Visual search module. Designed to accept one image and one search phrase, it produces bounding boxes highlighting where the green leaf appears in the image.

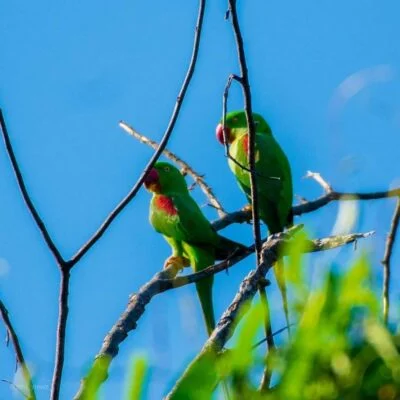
[125,355,148,400]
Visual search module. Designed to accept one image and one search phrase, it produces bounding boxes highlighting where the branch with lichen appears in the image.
[164,227,372,398]
[73,226,372,399]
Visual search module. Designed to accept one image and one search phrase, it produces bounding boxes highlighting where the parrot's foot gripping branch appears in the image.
[241,203,253,213]
[163,256,190,271]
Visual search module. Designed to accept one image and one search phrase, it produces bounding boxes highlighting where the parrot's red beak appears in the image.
[216,124,231,145]
[144,168,160,192]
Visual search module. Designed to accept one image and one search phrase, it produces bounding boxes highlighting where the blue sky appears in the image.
[1,1,400,398]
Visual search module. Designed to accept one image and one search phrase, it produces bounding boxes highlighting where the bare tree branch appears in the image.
[165,228,372,398]
[226,2,272,390]
[69,0,206,267]
[119,121,227,217]
[0,109,64,400]
[258,286,274,391]
[227,0,262,266]
[382,197,400,325]
[0,300,35,400]
[50,271,70,400]
[2,0,206,397]
[0,109,65,266]
[74,228,372,398]
[212,184,400,231]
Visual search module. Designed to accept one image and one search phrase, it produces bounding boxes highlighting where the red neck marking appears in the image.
[242,134,249,154]
[154,195,178,216]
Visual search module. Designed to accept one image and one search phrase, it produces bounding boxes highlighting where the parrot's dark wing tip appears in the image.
[215,235,247,260]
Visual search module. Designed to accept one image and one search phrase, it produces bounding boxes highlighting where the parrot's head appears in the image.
[144,162,188,194]
[215,110,272,145]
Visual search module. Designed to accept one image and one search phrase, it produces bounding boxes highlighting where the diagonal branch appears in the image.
[381,197,400,325]
[119,121,226,216]
[73,228,372,399]
[0,299,36,400]
[69,0,206,267]
[165,228,372,398]
[0,109,65,266]
[0,109,69,400]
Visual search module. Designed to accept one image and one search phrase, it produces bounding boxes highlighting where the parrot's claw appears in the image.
[242,204,253,213]
[163,256,190,271]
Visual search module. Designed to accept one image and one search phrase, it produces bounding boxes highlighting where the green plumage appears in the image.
[218,110,293,328]
[145,162,245,336]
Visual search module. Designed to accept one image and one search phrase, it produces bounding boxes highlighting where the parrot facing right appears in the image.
[216,110,293,330]
[144,161,246,336]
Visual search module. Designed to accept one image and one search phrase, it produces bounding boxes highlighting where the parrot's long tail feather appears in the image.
[195,277,215,336]
[273,258,291,336]
[184,244,216,337]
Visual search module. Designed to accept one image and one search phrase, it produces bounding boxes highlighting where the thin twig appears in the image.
[73,228,372,398]
[50,271,70,400]
[0,379,30,399]
[227,1,282,390]
[381,197,400,325]
[227,0,262,264]
[119,121,226,217]
[0,300,36,400]
[251,324,294,350]
[258,286,274,391]
[69,0,206,266]
[222,74,253,173]
[305,171,333,193]
[0,109,65,266]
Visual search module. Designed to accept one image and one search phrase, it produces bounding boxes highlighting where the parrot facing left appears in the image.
[144,161,246,336]
[216,110,293,330]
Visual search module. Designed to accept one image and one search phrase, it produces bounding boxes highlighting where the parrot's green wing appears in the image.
[228,131,293,333]
[229,132,293,232]
[163,194,245,258]
[169,193,220,247]
[147,161,245,337]
[170,194,220,336]
[150,193,217,245]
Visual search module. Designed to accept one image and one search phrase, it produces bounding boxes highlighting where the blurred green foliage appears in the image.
[164,236,400,400]
[85,237,400,399]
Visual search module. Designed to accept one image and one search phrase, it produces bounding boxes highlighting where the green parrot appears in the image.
[216,110,293,329]
[144,161,246,336]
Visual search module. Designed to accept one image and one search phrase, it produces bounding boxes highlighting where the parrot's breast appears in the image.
[150,195,182,240]
[154,195,178,216]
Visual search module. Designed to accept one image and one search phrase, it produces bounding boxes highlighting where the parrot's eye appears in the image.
[164,166,170,172]
[254,120,260,126]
